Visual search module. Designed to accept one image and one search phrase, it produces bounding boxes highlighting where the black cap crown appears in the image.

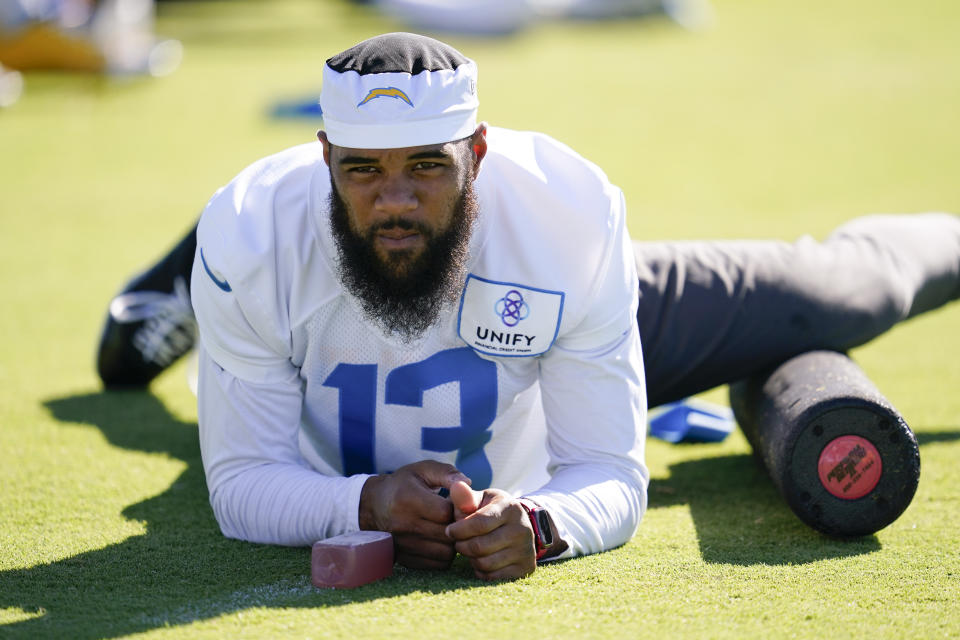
[326,32,470,76]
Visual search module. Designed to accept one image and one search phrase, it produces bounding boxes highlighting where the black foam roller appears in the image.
[728,350,920,537]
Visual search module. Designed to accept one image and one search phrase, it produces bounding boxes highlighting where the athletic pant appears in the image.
[635,213,960,407]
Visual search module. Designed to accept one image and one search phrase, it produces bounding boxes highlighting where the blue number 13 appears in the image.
[322,347,498,489]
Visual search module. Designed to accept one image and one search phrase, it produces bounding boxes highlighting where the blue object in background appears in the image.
[648,399,735,443]
[270,98,323,119]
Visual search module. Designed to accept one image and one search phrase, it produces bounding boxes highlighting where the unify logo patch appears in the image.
[357,87,413,107]
[458,275,564,357]
[494,290,529,327]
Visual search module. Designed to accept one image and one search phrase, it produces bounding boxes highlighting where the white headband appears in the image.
[319,33,479,149]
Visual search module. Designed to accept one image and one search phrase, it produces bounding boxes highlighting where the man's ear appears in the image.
[317,130,331,166]
[470,123,488,179]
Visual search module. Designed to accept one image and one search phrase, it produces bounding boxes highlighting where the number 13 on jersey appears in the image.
[322,347,498,489]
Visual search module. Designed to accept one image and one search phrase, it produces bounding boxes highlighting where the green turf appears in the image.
[1,0,958,637]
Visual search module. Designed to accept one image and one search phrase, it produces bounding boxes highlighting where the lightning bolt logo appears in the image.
[357,87,414,108]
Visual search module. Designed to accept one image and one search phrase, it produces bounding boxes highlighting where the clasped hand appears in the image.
[358,460,537,581]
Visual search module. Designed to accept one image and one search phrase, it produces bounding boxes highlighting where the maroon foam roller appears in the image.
[311,531,394,589]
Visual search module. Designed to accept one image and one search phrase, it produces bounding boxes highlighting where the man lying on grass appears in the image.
[97,32,960,580]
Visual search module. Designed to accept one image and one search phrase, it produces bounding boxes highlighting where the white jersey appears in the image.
[192,127,648,558]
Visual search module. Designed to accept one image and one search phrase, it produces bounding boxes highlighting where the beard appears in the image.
[328,178,479,341]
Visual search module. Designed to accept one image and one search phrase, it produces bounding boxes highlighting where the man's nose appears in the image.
[374,175,418,216]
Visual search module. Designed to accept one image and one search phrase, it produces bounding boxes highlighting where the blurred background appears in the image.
[1,0,959,401]
[2,6,959,635]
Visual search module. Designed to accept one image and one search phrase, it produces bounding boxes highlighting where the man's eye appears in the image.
[414,162,443,171]
[347,166,378,174]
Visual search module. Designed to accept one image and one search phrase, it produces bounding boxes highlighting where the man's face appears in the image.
[320,128,487,339]
[325,137,477,275]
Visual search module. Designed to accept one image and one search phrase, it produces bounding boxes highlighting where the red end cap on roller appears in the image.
[817,435,883,500]
[311,531,394,589]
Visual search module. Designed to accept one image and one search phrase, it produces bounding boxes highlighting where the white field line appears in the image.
[135,577,316,626]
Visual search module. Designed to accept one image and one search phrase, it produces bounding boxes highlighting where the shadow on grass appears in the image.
[915,430,960,447]
[648,453,882,565]
[649,428,960,566]
[5,392,958,637]
[0,391,479,640]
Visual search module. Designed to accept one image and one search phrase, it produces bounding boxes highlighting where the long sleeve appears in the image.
[526,328,648,558]
[523,188,648,558]
[196,346,370,546]
[189,149,369,546]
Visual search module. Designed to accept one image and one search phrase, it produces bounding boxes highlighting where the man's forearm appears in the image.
[524,462,648,558]
[535,326,649,558]
[197,348,371,546]
[209,462,369,546]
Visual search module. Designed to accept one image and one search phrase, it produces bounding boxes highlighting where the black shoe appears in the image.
[97,275,197,388]
[96,225,199,388]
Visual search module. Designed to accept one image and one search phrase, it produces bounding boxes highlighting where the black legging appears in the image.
[635,213,960,406]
